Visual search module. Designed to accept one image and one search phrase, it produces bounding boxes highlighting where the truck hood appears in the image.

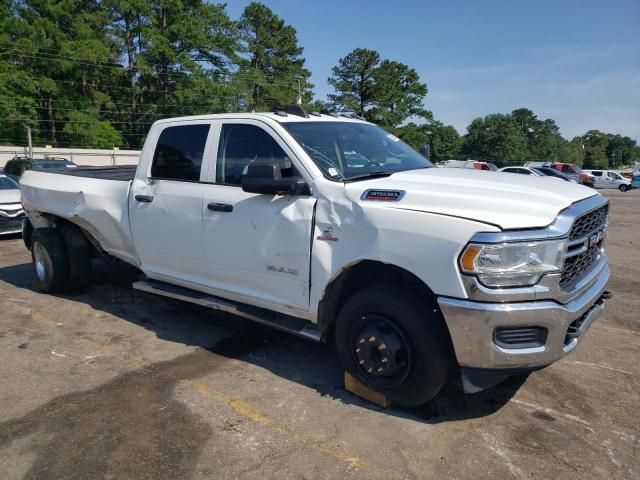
[344,168,599,230]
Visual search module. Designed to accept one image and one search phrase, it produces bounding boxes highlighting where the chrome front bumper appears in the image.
[438,263,610,369]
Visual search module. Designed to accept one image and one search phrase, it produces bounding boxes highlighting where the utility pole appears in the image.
[296,80,302,106]
[27,127,33,158]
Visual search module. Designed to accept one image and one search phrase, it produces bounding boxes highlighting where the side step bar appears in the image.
[132,279,323,342]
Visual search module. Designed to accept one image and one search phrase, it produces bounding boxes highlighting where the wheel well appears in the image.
[29,215,101,258]
[318,261,447,343]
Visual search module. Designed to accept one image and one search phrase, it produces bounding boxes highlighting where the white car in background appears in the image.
[499,166,545,176]
[583,170,632,192]
[499,166,573,181]
[0,173,25,235]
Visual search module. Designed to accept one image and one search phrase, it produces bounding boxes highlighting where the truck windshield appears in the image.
[283,121,433,181]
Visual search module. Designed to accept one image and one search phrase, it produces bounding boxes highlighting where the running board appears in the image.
[132,279,323,342]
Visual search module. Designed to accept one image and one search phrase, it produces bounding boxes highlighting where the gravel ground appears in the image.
[0,189,638,480]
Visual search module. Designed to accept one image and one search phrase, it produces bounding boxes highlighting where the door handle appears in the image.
[135,194,154,203]
[207,202,233,213]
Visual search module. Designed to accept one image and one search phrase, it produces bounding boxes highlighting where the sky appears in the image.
[226,0,640,141]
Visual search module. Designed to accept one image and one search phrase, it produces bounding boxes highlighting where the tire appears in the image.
[59,224,93,291]
[335,286,451,407]
[31,229,70,293]
[619,184,628,192]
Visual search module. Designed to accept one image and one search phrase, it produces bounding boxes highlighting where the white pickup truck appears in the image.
[19,109,611,406]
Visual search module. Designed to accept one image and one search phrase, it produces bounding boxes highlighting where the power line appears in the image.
[1,47,238,80]
[0,104,219,117]
[1,47,303,85]
[12,118,157,125]
[0,97,235,109]
[0,44,231,74]
[0,41,132,68]
[16,73,294,96]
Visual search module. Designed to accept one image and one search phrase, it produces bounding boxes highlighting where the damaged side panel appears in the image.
[201,184,316,314]
[309,182,501,321]
[20,171,139,266]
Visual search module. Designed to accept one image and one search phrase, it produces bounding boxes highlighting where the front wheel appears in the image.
[619,184,629,192]
[335,286,451,407]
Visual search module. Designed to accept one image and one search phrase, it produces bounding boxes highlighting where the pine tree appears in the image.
[327,48,430,129]
[327,48,380,117]
[237,2,312,111]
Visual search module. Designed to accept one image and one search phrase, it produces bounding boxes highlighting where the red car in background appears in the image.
[468,161,498,171]
[550,163,595,187]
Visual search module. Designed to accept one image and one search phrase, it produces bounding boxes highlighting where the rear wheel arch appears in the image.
[28,214,101,256]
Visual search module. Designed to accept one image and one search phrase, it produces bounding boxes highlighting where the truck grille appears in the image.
[560,204,608,290]
[0,216,24,234]
[568,204,608,241]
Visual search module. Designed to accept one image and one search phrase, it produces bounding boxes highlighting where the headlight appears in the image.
[460,239,566,287]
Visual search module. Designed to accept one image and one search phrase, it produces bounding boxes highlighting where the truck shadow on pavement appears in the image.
[0,259,527,426]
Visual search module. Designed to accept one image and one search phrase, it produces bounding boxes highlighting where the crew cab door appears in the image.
[130,122,215,285]
[201,120,316,312]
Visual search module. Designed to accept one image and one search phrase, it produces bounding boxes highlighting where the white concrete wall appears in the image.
[0,145,140,168]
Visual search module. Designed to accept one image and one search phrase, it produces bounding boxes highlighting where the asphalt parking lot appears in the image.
[0,189,638,480]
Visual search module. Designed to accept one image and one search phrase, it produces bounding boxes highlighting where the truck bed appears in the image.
[48,165,137,181]
[20,169,139,267]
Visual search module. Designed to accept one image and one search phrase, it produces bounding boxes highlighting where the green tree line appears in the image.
[1,0,638,168]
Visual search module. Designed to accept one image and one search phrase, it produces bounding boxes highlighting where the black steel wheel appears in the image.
[336,286,452,407]
[59,224,93,291]
[352,314,413,389]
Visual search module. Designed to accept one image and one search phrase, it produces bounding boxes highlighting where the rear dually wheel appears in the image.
[31,229,70,293]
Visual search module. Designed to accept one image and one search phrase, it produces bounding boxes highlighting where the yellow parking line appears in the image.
[178,378,376,474]
[76,336,114,353]
[1,300,388,477]
[595,323,640,337]
[3,300,61,328]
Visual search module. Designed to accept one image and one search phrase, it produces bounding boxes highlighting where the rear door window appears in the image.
[151,124,210,181]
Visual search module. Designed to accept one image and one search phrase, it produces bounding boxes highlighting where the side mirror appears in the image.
[241,161,308,195]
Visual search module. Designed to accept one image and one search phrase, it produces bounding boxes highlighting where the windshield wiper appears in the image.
[344,171,396,182]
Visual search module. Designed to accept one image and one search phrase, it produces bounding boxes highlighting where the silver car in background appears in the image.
[0,174,25,236]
